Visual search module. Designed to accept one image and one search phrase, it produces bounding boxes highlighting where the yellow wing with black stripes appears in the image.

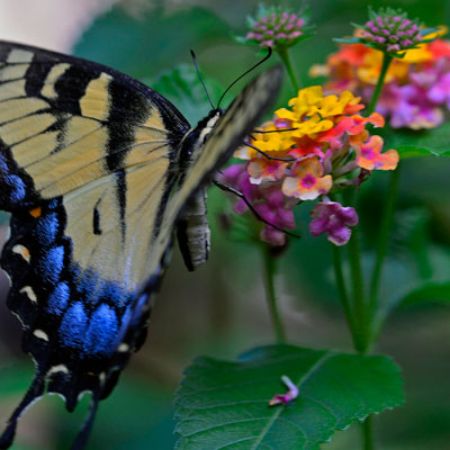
[0,41,188,208]
[0,40,283,450]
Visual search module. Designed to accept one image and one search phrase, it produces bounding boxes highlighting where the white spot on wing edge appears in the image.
[118,343,129,353]
[19,286,37,303]
[33,329,49,341]
[12,244,31,263]
[47,364,69,376]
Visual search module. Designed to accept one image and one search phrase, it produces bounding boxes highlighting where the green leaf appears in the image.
[396,281,450,307]
[74,6,230,80]
[147,65,223,125]
[381,123,450,159]
[175,345,404,450]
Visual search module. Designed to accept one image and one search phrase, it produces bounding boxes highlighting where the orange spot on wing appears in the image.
[29,207,42,218]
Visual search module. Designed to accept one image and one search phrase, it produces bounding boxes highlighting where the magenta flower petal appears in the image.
[310,201,359,246]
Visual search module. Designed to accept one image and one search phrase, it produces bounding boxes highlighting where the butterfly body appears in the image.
[0,41,282,449]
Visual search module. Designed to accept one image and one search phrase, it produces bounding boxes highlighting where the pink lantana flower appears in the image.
[310,200,359,246]
[282,157,332,200]
[314,14,449,130]
[356,136,399,171]
[269,375,299,406]
[221,86,397,247]
[220,164,296,247]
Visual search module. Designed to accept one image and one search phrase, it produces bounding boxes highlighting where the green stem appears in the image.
[261,247,287,343]
[332,245,362,350]
[343,190,368,353]
[347,225,368,353]
[368,166,401,335]
[367,52,392,115]
[361,416,374,450]
[358,50,394,450]
[276,47,300,92]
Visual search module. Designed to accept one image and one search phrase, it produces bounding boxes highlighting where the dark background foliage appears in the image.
[0,1,449,449]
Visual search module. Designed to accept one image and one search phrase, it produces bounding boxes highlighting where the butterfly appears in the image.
[0,41,282,449]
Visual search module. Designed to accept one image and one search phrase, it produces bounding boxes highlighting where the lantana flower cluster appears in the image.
[313,29,450,129]
[238,4,312,50]
[355,7,425,55]
[221,86,399,247]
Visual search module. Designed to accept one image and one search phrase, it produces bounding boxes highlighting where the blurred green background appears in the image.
[0,0,449,449]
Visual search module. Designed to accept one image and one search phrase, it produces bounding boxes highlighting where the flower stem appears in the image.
[343,190,368,353]
[358,50,394,450]
[347,225,368,353]
[368,165,401,336]
[361,416,374,450]
[332,246,361,349]
[262,247,287,343]
[367,52,392,115]
[276,47,300,92]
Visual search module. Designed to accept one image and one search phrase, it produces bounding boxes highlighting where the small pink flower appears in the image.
[220,164,296,247]
[355,136,399,171]
[282,157,332,200]
[269,375,299,406]
[248,158,287,184]
[310,200,358,246]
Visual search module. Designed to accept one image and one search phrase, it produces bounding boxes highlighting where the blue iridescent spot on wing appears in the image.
[5,175,26,202]
[85,304,119,355]
[38,245,65,285]
[101,281,129,308]
[59,301,88,349]
[35,213,60,247]
[0,154,8,172]
[47,282,70,315]
[47,198,59,209]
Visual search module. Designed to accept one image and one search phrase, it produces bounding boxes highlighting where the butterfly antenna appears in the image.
[190,50,215,110]
[217,48,273,109]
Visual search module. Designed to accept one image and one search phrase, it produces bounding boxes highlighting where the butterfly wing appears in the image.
[0,41,188,209]
[0,40,283,450]
[0,41,190,448]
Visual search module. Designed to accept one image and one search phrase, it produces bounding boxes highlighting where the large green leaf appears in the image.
[175,345,404,450]
[381,123,450,159]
